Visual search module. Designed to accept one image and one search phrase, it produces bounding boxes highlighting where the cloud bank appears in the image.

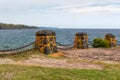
[0,0,120,28]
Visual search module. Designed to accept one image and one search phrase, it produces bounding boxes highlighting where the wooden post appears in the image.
[74,32,88,49]
[35,30,57,54]
[105,33,116,47]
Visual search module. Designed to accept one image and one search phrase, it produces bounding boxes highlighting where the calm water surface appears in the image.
[0,29,120,49]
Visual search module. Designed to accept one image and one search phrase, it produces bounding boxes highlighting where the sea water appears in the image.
[0,29,120,50]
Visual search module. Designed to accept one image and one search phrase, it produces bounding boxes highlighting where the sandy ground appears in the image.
[0,56,102,70]
[1,48,120,70]
[63,48,120,63]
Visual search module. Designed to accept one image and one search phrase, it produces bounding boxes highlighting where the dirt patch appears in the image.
[49,52,64,58]
[0,58,15,64]
[0,56,103,70]
[63,48,120,62]
[2,72,14,80]
[18,57,102,70]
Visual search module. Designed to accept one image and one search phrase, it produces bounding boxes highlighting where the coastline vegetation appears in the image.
[92,38,110,48]
[0,23,38,29]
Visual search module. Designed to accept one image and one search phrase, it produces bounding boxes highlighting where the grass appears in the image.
[0,64,120,80]
[1,49,120,80]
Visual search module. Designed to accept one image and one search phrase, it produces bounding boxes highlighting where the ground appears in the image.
[1,48,120,79]
[63,47,120,63]
[0,47,120,70]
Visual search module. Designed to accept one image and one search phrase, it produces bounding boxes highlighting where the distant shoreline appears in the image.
[0,28,40,30]
[0,23,38,29]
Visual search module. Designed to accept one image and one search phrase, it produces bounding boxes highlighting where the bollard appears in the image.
[74,32,88,49]
[35,30,57,54]
[105,33,116,47]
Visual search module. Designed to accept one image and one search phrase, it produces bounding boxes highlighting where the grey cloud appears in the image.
[1,0,120,14]
[0,0,120,10]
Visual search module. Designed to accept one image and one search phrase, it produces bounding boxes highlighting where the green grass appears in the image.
[0,64,120,80]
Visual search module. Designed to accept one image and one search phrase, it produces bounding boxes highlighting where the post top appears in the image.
[36,30,56,36]
[76,32,88,36]
[105,33,115,38]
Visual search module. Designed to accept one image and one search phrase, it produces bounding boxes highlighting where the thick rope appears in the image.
[88,41,93,45]
[0,42,35,52]
[116,41,120,45]
[117,40,120,43]
[56,42,73,46]
[0,47,35,55]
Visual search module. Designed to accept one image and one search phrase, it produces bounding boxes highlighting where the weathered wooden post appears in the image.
[74,32,88,49]
[35,30,57,54]
[105,33,116,47]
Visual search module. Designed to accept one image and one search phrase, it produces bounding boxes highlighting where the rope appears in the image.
[0,42,35,52]
[117,40,120,43]
[12,47,35,54]
[116,40,120,45]
[0,47,35,55]
[56,42,73,46]
[88,41,93,45]
[57,45,74,50]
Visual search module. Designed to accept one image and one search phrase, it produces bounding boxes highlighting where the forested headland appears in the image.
[0,23,38,29]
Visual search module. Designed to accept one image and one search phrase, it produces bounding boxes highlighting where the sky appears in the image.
[0,0,120,29]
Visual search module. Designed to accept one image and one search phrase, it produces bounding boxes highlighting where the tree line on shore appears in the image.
[0,23,38,29]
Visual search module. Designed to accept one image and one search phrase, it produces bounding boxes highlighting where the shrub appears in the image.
[92,38,110,48]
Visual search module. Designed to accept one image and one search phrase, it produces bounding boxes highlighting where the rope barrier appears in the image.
[1,39,120,54]
[116,40,120,45]
[56,41,74,50]
[117,40,120,43]
[0,42,35,52]
[12,47,35,54]
[88,41,93,45]
[56,42,73,46]
[0,47,35,55]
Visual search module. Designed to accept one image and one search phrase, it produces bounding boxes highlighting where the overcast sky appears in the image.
[0,0,120,28]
